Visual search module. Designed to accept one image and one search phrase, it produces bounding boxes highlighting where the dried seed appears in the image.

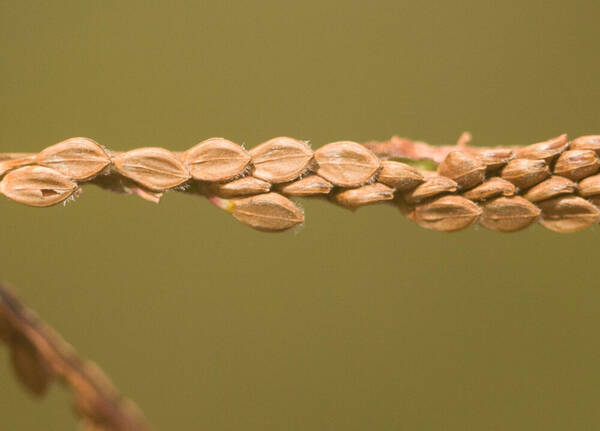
[477,148,515,171]
[230,192,304,232]
[333,183,394,208]
[113,147,191,191]
[10,333,51,396]
[538,196,600,233]
[410,195,481,232]
[377,161,424,191]
[437,151,485,189]
[314,141,380,187]
[480,196,540,232]
[0,166,78,207]
[183,137,251,182]
[36,137,111,181]
[516,134,569,162]
[501,158,550,189]
[462,177,516,201]
[405,175,458,203]
[250,137,313,183]
[0,155,37,177]
[276,174,333,196]
[523,176,576,202]
[208,176,271,198]
[570,135,600,156]
[578,174,600,197]
[553,150,600,181]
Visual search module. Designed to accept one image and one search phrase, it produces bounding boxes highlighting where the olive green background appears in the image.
[1,1,599,429]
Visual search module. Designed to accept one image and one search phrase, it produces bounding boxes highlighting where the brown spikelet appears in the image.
[437,151,485,190]
[577,174,600,197]
[553,150,600,181]
[333,183,394,208]
[276,174,333,196]
[0,166,78,207]
[480,196,540,232]
[36,137,111,181]
[477,148,515,171]
[570,135,600,156]
[516,134,569,162]
[462,177,516,201]
[230,192,304,232]
[501,158,550,189]
[208,176,271,198]
[523,176,577,202]
[314,141,380,187]
[377,160,424,191]
[410,195,481,232]
[405,175,458,203]
[250,137,313,183]
[183,137,251,182]
[538,196,600,233]
[113,147,191,191]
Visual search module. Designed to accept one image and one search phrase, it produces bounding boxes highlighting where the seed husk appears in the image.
[36,137,111,181]
[480,196,540,232]
[0,155,37,177]
[405,175,458,203]
[230,192,304,232]
[501,158,550,189]
[516,134,569,162]
[113,147,191,191]
[410,195,481,232]
[437,151,485,189]
[10,333,51,396]
[377,160,424,191]
[477,148,515,171]
[183,137,250,182]
[0,166,78,207]
[314,141,380,187]
[249,137,313,183]
[276,174,333,196]
[553,150,600,181]
[333,183,394,208]
[570,135,600,155]
[208,176,271,198]
[538,195,600,233]
[523,176,576,202]
[578,174,600,197]
[462,177,516,201]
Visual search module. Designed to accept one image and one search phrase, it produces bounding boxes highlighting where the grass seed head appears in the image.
[480,196,540,232]
[462,177,516,201]
[36,137,111,181]
[523,176,577,202]
[276,174,333,196]
[538,195,600,233]
[230,192,304,232]
[183,138,251,182]
[333,183,394,208]
[314,141,380,187]
[553,150,600,181]
[501,158,550,189]
[410,195,481,232]
[0,166,78,207]
[516,134,569,162]
[437,151,486,190]
[208,176,271,198]
[249,137,313,183]
[377,160,424,191]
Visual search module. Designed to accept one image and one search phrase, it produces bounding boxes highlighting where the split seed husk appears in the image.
[36,137,111,181]
[230,192,304,232]
[0,166,78,207]
[314,141,380,187]
[553,150,600,181]
[538,195,600,233]
[523,176,576,203]
[405,175,458,203]
[437,151,485,190]
[501,158,550,189]
[570,135,600,155]
[333,183,394,208]
[250,137,313,183]
[183,137,251,182]
[113,147,191,191]
[462,177,516,201]
[477,148,515,171]
[578,174,600,197]
[377,160,424,191]
[276,174,333,196]
[410,195,481,232]
[480,196,540,232]
[208,176,271,198]
[516,134,569,162]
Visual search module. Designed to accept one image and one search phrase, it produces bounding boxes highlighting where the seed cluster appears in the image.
[2,134,600,233]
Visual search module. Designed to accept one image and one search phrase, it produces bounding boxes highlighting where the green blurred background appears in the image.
[1,1,599,429]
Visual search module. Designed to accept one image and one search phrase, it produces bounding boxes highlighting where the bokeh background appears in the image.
[1,1,599,429]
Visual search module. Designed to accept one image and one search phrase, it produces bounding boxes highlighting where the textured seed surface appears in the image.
[538,196,600,233]
[208,176,271,198]
[114,147,191,191]
[570,135,600,155]
[462,177,516,201]
[377,161,424,190]
[231,192,304,232]
[250,137,313,183]
[333,183,394,208]
[553,150,600,181]
[183,137,250,182]
[480,196,540,232]
[437,151,485,189]
[36,137,110,181]
[516,134,569,162]
[578,174,600,197]
[276,174,333,196]
[523,176,576,202]
[477,148,515,171]
[0,166,78,207]
[406,175,458,203]
[501,159,550,189]
[314,141,380,187]
[410,195,481,232]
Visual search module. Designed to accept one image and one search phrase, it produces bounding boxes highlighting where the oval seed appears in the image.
[523,176,576,203]
[230,192,304,232]
[113,147,191,191]
[538,196,600,233]
[477,148,515,171]
[501,158,550,189]
[480,196,540,232]
[183,137,250,182]
[462,177,516,201]
[276,174,333,196]
[516,134,569,162]
[0,166,78,207]
[570,135,600,155]
[36,137,111,181]
[405,175,457,203]
[377,161,424,191]
[314,141,380,187]
[553,150,600,181]
[410,195,481,232]
[437,151,485,190]
[250,137,313,183]
[333,183,394,208]
[208,176,271,198]
[578,174,600,197]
